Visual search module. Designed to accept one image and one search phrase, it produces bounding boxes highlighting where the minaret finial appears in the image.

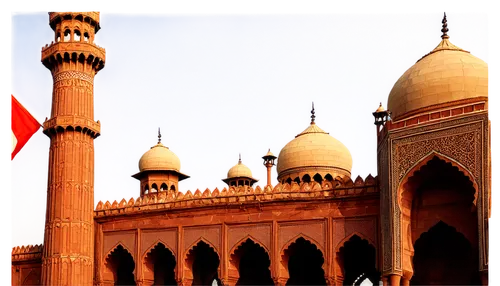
[441,12,449,39]
[158,127,162,143]
[311,102,316,124]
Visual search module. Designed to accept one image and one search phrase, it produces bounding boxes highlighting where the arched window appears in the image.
[302,174,311,183]
[293,177,301,184]
[170,185,176,192]
[151,183,158,192]
[160,183,168,192]
[63,29,71,42]
[313,174,323,184]
[285,178,292,185]
[144,184,150,195]
[83,32,90,42]
[74,30,81,41]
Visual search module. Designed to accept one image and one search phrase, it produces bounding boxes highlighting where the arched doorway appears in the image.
[144,243,177,285]
[337,235,378,285]
[105,245,136,285]
[283,237,326,285]
[412,221,479,285]
[186,241,221,286]
[230,238,274,285]
[399,155,479,284]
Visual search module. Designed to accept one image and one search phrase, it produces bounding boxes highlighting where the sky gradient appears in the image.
[9,9,496,281]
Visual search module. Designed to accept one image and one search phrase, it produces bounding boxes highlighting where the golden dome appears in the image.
[387,20,488,121]
[222,153,259,186]
[132,128,190,181]
[138,142,181,172]
[277,122,352,179]
[227,157,253,178]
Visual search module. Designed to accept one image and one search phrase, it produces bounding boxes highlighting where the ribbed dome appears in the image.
[277,122,352,179]
[138,142,181,172]
[387,37,488,121]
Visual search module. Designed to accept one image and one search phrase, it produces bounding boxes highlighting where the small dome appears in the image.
[387,17,488,121]
[277,105,352,181]
[227,158,253,178]
[138,142,181,172]
[277,122,352,179]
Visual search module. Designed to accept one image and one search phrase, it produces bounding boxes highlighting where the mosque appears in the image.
[11,12,490,286]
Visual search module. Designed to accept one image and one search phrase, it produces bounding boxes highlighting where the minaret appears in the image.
[40,12,105,285]
[262,149,276,187]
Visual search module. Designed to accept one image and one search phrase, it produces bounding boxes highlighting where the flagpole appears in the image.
[8,158,14,280]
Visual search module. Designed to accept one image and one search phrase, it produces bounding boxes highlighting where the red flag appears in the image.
[12,95,41,160]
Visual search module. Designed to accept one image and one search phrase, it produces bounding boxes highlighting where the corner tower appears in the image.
[41,12,105,285]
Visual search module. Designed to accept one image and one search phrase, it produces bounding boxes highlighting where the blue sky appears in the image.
[6,4,499,284]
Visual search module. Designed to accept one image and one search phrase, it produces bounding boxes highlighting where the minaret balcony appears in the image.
[43,115,101,137]
[41,41,106,65]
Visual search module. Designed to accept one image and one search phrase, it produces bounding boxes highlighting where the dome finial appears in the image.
[441,12,449,39]
[158,127,161,144]
[239,153,242,164]
[311,102,316,124]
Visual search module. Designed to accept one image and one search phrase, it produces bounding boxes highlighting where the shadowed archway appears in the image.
[186,241,221,286]
[230,238,274,285]
[144,243,177,285]
[411,221,480,285]
[105,244,136,286]
[283,237,326,286]
[337,235,379,285]
[399,155,480,285]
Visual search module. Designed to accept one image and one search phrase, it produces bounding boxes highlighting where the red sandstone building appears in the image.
[11,12,490,286]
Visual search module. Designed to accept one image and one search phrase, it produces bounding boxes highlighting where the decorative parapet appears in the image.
[95,174,378,217]
[12,244,43,262]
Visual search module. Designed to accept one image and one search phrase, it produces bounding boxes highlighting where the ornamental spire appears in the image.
[311,102,316,124]
[158,127,162,144]
[441,12,449,39]
[239,153,242,164]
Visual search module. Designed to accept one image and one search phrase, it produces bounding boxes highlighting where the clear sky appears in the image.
[7,3,498,283]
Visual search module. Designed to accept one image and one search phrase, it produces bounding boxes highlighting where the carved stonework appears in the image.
[378,137,392,273]
[54,70,94,84]
[387,112,489,273]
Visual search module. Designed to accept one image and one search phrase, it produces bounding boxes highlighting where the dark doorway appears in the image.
[145,243,177,285]
[412,221,480,285]
[188,241,221,286]
[232,238,274,285]
[337,235,379,285]
[106,245,136,286]
[284,237,326,286]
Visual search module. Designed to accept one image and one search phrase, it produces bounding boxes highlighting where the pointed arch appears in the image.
[184,237,220,263]
[335,232,376,253]
[142,239,176,260]
[313,173,323,184]
[104,242,134,262]
[398,151,478,207]
[160,183,168,192]
[229,235,270,258]
[143,241,177,286]
[280,233,324,256]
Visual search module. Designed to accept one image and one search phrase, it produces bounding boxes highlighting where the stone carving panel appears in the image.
[378,138,393,273]
[278,220,326,253]
[184,226,221,254]
[103,231,136,260]
[141,229,178,257]
[228,224,272,254]
[54,71,94,84]
[390,115,486,272]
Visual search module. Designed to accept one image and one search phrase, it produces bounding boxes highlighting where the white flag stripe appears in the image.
[12,130,18,153]
[9,93,43,125]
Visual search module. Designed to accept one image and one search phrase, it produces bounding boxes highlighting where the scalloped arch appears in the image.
[104,242,134,263]
[280,233,324,256]
[229,235,270,259]
[335,232,376,253]
[184,237,220,263]
[142,239,176,261]
[398,151,479,208]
